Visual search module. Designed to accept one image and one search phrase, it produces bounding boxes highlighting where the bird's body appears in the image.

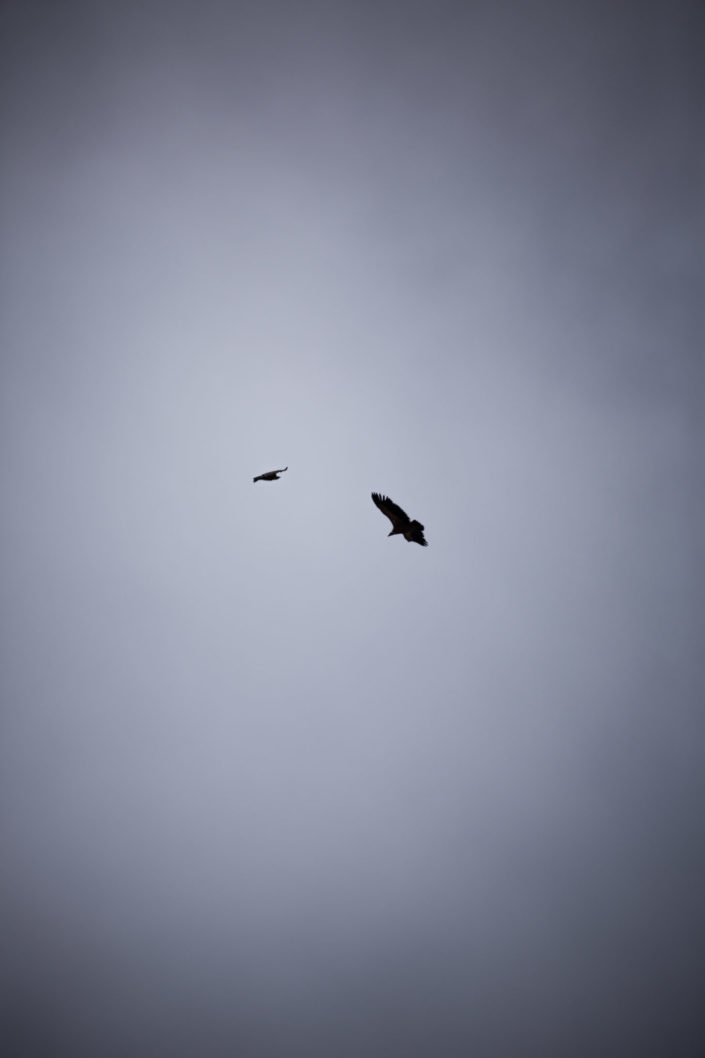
[371,492,428,546]
[253,467,288,482]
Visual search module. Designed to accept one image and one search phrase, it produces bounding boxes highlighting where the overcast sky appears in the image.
[1,1,703,1056]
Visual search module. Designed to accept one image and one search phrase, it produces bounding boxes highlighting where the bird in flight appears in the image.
[253,466,288,483]
[371,492,428,546]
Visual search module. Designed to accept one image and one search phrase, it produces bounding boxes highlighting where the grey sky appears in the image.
[2,1,703,1056]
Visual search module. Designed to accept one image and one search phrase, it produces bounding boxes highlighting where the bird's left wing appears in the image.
[371,492,409,528]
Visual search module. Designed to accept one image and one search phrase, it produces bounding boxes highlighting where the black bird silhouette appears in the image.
[371,492,428,546]
[253,467,288,483]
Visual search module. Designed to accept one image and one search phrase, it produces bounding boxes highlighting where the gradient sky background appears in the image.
[1,1,703,1056]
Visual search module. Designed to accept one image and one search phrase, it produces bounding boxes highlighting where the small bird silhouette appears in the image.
[253,466,288,483]
[371,492,428,546]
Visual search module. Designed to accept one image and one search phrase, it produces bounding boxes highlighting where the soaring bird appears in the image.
[371,492,428,546]
[253,466,288,482]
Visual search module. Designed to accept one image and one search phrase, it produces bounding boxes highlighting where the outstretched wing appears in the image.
[371,492,410,530]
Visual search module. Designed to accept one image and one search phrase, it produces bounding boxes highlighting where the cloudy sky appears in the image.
[1,1,702,1055]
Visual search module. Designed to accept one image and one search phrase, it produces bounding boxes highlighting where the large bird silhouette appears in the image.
[371,492,428,546]
[253,466,288,483]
